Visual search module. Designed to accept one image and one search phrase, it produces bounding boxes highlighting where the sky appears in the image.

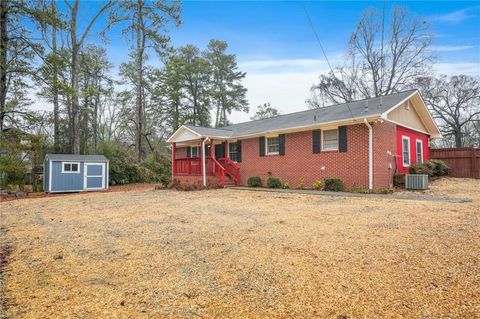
[51,0,480,123]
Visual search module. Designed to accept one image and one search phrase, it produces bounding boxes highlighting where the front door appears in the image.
[84,163,105,190]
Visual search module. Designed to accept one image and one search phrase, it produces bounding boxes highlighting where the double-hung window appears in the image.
[190,146,201,157]
[402,136,410,167]
[416,140,423,164]
[266,137,279,155]
[322,129,339,151]
[62,162,80,173]
[229,142,239,162]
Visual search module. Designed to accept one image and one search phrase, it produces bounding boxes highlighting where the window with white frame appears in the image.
[229,142,239,162]
[402,136,410,167]
[322,129,339,151]
[62,162,80,173]
[266,136,279,155]
[416,140,423,164]
[190,146,201,157]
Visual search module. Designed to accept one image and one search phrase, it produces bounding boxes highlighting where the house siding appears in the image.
[372,121,397,188]
[237,124,370,189]
[51,161,85,192]
[396,125,430,174]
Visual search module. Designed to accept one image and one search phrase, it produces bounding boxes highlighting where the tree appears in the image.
[63,0,113,154]
[308,6,433,107]
[250,102,280,120]
[177,45,211,126]
[204,39,248,127]
[108,0,181,160]
[415,75,480,148]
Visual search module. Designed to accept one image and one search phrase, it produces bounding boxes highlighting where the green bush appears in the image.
[409,163,433,176]
[323,178,344,192]
[298,178,305,189]
[247,176,262,187]
[283,181,290,189]
[427,159,450,176]
[0,154,28,188]
[312,180,322,190]
[267,177,282,188]
[159,174,170,188]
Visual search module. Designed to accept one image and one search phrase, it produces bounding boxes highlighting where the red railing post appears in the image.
[172,142,176,175]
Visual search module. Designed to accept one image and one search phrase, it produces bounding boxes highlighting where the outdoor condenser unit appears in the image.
[405,174,429,190]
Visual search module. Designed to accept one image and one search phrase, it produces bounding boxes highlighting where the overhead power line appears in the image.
[301,1,356,119]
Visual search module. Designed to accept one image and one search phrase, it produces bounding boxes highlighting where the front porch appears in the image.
[173,155,240,186]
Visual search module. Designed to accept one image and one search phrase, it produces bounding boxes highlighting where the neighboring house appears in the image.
[44,154,109,193]
[167,89,441,189]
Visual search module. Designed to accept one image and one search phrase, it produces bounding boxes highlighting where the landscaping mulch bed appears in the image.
[0,178,478,318]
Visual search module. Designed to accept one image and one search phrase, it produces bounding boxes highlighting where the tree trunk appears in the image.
[454,130,463,148]
[51,1,60,152]
[93,77,100,153]
[0,0,8,136]
[135,0,145,161]
[70,0,81,154]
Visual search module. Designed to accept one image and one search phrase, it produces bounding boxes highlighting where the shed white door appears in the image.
[84,163,106,190]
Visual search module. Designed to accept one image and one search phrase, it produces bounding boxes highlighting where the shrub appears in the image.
[298,178,305,189]
[283,181,291,189]
[267,177,282,188]
[247,176,262,187]
[159,174,170,188]
[427,159,450,176]
[393,174,405,187]
[312,180,322,190]
[409,163,433,176]
[323,178,344,192]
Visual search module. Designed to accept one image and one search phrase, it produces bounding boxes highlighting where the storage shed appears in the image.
[44,154,109,193]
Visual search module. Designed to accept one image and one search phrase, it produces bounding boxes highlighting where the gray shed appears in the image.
[44,154,109,193]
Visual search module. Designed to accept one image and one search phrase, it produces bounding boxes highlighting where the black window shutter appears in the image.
[278,134,285,156]
[259,137,265,157]
[312,130,321,153]
[339,126,348,152]
[186,146,191,158]
[237,141,242,162]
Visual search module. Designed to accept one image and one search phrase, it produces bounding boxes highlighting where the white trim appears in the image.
[381,91,418,119]
[106,161,109,189]
[265,135,280,155]
[401,136,411,167]
[48,159,52,192]
[321,128,339,151]
[415,139,424,164]
[62,161,80,173]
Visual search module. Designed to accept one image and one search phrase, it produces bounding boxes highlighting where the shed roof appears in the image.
[46,154,108,161]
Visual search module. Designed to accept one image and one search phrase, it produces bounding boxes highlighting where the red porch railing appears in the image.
[218,157,240,185]
[173,156,240,186]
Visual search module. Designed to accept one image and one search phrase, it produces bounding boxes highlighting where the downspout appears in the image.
[364,119,373,190]
[202,137,210,187]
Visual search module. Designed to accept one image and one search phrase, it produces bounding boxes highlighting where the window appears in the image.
[266,137,279,155]
[402,136,410,167]
[416,140,423,164]
[190,146,201,157]
[229,142,239,162]
[62,162,80,173]
[322,129,338,151]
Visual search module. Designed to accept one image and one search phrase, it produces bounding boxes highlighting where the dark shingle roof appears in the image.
[46,154,108,161]
[184,89,418,138]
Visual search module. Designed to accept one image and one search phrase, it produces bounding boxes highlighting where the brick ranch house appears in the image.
[167,89,441,190]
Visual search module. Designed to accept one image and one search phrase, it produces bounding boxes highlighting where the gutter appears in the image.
[202,137,210,187]
[364,119,373,190]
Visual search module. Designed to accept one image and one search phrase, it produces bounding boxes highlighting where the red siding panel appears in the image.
[396,126,430,174]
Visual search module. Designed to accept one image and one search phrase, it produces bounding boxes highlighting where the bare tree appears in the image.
[308,6,433,107]
[415,75,480,147]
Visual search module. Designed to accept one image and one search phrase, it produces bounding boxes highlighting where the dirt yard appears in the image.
[0,178,479,318]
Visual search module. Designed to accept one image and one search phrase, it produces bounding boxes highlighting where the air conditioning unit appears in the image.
[405,174,428,190]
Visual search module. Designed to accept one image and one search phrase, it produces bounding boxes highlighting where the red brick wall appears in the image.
[236,124,370,189]
[372,121,397,188]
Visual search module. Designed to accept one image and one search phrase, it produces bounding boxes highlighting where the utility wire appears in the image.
[301,1,355,119]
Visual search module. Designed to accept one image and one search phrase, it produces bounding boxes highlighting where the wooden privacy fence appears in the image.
[430,147,480,179]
